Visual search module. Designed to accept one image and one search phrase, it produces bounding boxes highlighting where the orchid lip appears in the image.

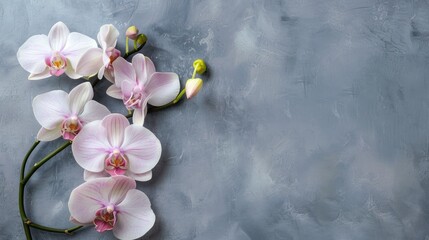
[61,116,82,141]
[105,149,128,176]
[93,207,117,233]
[46,51,67,76]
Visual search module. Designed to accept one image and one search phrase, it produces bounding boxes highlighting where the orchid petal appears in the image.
[65,62,82,79]
[145,57,156,80]
[114,189,155,240]
[101,114,129,147]
[97,66,105,80]
[75,48,104,77]
[37,126,61,141]
[17,35,51,74]
[106,85,122,99]
[48,22,69,51]
[106,176,136,205]
[79,100,110,124]
[132,106,145,126]
[122,124,161,174]
[68,82,93,115]
[112,57,136,88]
[97,24,119,50]
[69,176,135,224]
[120,80,136,99]
[72,120,110,172]
[127,171,152,182]
[68,179,105,224]
[32,90,70,129]
[131,54,148,85]
[83,170,109,181]
[104,68,115,83]
[63,32,98,69]
[146,72,180,106]
[28,67,51,80]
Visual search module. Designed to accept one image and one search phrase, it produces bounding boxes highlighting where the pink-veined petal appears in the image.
[68,176,135,224]
[28,67,51,80]
[37,126,61,141]
[120,80,136,100]
[68,82,94,115]
[48,22,70,51]
[106,85,122,99]
[83,170,109,181]
[104,68,115,83]
[131,54,148,86]
[68,179,105,224]
[112,57,136,88]
[17,35,51,74]
[79,100,110,124]
[127,171,152,182]
[65,62,82,79]
[98,66,105,80]
[145,57,156,80]
[32,90,70,129]
[72,120,110,172]
[101,114,129,148]
[114,189,155,240]
[97,24,119,50]
[106,176,136,205]
[132,106,145,126]
[63,32,97,69]
[75,48,104,77]
[146,72,180,106]
[122,125,161,174]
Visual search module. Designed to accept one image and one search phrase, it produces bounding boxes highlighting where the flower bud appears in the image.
[193,59,207,74]
[136,34,147,46]
[185,78,203,99]
[126,26,139,40]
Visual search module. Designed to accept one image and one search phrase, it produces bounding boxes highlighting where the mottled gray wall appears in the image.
[2,0,429,239]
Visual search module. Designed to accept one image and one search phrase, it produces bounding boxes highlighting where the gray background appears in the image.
[2,0,429,239]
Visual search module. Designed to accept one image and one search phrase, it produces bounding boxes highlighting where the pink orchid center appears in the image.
[61,116,82,141]
[123,86,147,110]
[105,149,128,176]
[45,52,67,76]
[93,205,117,233]
[106,47,121,68]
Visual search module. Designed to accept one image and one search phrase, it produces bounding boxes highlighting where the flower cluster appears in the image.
[17,22,206,239]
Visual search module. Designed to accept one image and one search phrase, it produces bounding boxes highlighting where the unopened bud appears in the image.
[185,78,203,99]
[126,26,139,40]
[193,59,207,74]
[136,34,147,46]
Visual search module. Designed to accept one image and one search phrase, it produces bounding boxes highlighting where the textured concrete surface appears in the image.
[2,0,429,239]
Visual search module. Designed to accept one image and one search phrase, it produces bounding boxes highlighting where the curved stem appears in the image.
[124,40,146,59]
[22,141,71,185]
[19,141,40,240]
[19,141,85,238]
[28,222,83,235]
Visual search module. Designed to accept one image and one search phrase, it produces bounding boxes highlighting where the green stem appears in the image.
[28,222,83,235]
[149,88,187,111]
[22,141,72,185]
[124,40,146,59]
[19,141,84,238]
[19,141,40,240]
[125,36,129,54]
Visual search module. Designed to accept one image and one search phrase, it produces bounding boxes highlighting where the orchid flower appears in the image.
[76,24,120,82]
[32,82,110,141]
[68,176,155,239]
[72,113,161,182]
[17,21,97,80]
[107,54,180,125]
